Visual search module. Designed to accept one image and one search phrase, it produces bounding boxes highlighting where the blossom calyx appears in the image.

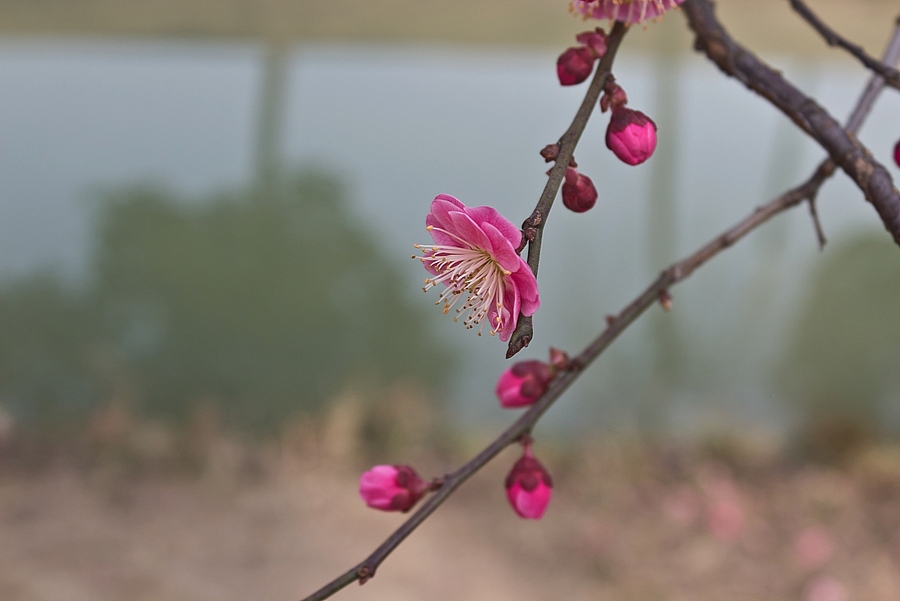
[505,445,553,519]
[606,106,657,166]
[556,46,596,86]
[575,28,608,57]
[562,167,598,213]
[359,464,427,512]
[600,80,628,113]
[496,360,555,408]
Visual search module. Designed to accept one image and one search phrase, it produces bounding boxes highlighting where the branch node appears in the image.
[357,566,373,585]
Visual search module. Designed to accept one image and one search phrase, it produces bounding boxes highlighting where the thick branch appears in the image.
[683,0,900,247]
[506,21,628,359]
[790,0,900,92]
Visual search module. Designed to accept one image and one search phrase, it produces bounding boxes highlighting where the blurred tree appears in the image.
[0,275,101,424]
[0,170,451,430]
[780,232,900,441]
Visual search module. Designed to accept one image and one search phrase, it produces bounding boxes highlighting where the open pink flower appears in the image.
[571,0,684,24]
[415,194,540,341]
[359,464,426,512]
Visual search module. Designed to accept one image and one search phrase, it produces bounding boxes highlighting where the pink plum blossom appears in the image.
[359,464,426,512]
[505,445,553,519]
[415,194,540,341]
[495,360,555,408]
[606,106,658,165]
[570,0,684,24]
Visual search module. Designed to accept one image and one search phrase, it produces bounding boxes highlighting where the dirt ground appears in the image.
[4,432,900,601]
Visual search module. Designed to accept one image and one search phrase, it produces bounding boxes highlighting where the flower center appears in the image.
[414,225,511,336]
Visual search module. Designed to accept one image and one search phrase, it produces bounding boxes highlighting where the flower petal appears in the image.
[465,205,522,250]
[511,260,540,317]
[481,222,522,273]
[426,195,468,243]
[446,209,493,252]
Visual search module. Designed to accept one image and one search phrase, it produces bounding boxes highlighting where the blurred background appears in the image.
[3,1,900,600]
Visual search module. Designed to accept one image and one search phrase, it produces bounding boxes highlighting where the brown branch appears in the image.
[790,0,900,92]
[506,21,629,359]
[299,14,900,601]
[682,0,900,247]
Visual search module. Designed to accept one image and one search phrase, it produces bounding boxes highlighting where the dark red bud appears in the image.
[557,46,596,86]
[561,167,598,213]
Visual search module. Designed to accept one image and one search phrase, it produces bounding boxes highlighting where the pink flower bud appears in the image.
[495,360,555,408]
[605,106,658,166]
[575,29,607,57]
[505,446,553,519]
[562,167,598,213]
[556,46,596,86]
[893,139,900,168]
[359,464,426,512]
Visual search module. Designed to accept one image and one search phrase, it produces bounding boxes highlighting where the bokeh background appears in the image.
[3,1,900,600]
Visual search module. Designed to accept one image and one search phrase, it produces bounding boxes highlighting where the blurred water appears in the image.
[2,38,899,435]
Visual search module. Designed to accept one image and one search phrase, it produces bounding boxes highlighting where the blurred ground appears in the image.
[4,412,900,601]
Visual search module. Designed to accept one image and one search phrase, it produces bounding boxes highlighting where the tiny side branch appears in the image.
[506,20,629,359]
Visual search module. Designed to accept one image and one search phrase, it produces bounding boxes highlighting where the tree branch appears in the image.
[506,21,628,359]
[682,0,900,247]
[299,12,900,601]
[789,0,900,92]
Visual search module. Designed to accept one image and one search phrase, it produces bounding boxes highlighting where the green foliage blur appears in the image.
[0,170,450,431]
[780,232,900,441]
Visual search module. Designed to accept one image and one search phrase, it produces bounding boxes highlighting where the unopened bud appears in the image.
[540,144,560,163]
[496,360,555,408]
[505,444,553,519]
[658,289,672,312]
[557,46,596,86]
[359,464,426,512]
[562,167,598,213]
[549,347,570,371]
[606,106,657,166]
[894,139,900,168]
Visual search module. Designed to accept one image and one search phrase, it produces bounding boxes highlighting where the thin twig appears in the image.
[790,0,900,92]
[299,21,900,601]
[683,0,900,247]
[506,21,629,359]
